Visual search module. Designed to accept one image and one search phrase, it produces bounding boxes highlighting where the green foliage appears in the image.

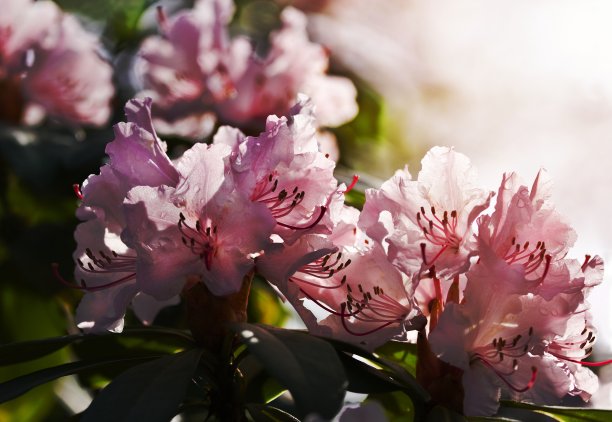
[53,0,158,47]
[2,322,612,421]
[5,174,75,226]
[0,287,70,422]
[376,341,418,377]
[81,349,204,422]
[247,276,290,327]
[366,391,416,422]
[0,327,195,367]
[344,188,366,210]
[233,323,347,419]
[0,356,160,404]
[500,401,612,422]
[245,403,301,422]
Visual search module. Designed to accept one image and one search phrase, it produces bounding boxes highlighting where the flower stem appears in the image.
[182,272,253,354]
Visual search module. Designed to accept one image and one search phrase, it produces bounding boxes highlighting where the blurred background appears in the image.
[3,0,612,419]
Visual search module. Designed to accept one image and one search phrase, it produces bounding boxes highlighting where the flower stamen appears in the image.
[417,207,460,266]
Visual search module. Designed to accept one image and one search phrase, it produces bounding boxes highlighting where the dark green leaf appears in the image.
[376,341,418,376]
[0,356,159,404]
[324,337,430,404]
[500,401,612,422]
[366,391,415,422]
[0,334,81,367]
[81,349,204,422]
[246,403,300,422]
[0,287,72,421]
[233,323,347,419]
[241,357,287,405]
[0,327,195,367]
[337,351,404,394]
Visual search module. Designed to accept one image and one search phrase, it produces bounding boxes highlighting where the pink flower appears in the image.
[71,219,139,332]
[476,170,577,293]
[428,250,603,416]
[258,198,424,350]
[360,146,493,280]
[0,0,113,126]
[122,142,276,297]
[136,0,238,137]
[214,97,339,244]
[135,0,357,137]
[216,7,358,128]
[66,98,180,332]
[77,98,179,230]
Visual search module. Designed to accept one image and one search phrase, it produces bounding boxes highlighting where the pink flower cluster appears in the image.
[66,96,342,331]
[0,0,113,126]
[134,0,357,138]
[67,96,603,416]
[361,149,603,415]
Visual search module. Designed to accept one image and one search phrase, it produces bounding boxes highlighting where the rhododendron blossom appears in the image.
[360,146,493,280]
[258,195,424,350]
[358,147,492,323]
[214,97,338,244]
[429,249,602,416]
[0,0,113,126]
[64,98,180,332]
[476,171,577,292]
[123,142,276,297]
[135,0,357,137]
[55,88,610,420]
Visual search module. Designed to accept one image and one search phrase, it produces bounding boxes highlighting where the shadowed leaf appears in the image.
[233,323,347,419]
[81,349,204,422]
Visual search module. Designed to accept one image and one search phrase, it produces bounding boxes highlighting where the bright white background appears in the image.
[307,0,612,407]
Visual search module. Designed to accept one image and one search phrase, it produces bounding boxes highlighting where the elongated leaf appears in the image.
[233,323,347,419]
[366,391,416,422]
[500,401,612,422]
[82,349,204,422]
[0,356,159,403]
[0,327,195,367]
[376,341,418,376]
[337,351,404,394]
[246,403,301,422]
[323,337,430,404]
[0,334,84,367]
[241,359,287,405]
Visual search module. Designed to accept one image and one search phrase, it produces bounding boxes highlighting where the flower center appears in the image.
[548,321,597,364]
[417,206,461,266]
[178,212,218,270]
[251,172,326,230]
[289,251,350,289]
[504,237,552,281]
[470,327,537,393]
[293,252,412,337]
[339,282,411,336]
[53,248,137,292]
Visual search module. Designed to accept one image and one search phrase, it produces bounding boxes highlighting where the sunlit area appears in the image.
[2,0,612,420]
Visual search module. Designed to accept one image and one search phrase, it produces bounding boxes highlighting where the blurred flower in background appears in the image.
[0,0,114,127]
[134,0,357,138]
